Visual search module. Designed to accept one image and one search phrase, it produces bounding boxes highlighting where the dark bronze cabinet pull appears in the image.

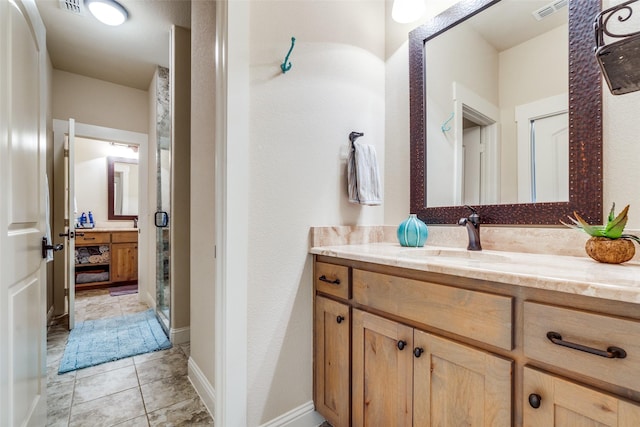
[413,347,424,358]
[546,331,627,359]
[528,393,541,409]
[336,315,344,324]
[318,275,340,285]
[397,340,407,350]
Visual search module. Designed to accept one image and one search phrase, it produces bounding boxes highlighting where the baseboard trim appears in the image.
[259,401,325,427]
[170,326,190,345]
[188,357,215,419]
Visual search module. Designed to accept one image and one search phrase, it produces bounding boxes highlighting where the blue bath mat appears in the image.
[58,309,171,374]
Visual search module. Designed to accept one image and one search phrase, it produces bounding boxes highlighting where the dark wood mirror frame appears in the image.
[107,156,138,220]
[409,0,602,225]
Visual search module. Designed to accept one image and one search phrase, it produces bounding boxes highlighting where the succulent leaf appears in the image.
[608,203,616,223]
[622,234,640,245]
[573,212,606,237]
[604,204,629,239]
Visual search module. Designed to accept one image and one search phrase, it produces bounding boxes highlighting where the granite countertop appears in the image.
[310,242,640,304]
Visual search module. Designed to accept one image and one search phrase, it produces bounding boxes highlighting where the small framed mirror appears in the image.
[107,156,139,220]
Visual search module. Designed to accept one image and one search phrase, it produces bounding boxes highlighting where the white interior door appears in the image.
[64,119,76,329]
[462,126,482,205]
[0,0,48,425]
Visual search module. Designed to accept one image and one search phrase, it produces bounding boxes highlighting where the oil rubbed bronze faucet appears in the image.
[458,205,482,251]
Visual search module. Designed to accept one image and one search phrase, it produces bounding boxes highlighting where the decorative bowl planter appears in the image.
[585,236,635,264]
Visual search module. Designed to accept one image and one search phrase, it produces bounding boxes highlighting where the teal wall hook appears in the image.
[281,37,296,73]
[441,112,454,132]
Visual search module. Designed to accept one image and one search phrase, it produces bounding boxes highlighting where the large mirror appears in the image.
[409,0,602,225]
[107,156,139,220]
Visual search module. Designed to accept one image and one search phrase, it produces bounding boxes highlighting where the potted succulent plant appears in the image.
[562,203,640,264]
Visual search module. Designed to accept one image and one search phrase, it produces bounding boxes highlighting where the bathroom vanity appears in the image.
[75,229,138,289]
[311,235,640,426]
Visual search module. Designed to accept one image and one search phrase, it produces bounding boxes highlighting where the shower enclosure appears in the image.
[155,66,171,331]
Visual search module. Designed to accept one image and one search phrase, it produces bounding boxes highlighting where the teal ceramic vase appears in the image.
[397,214,428,247]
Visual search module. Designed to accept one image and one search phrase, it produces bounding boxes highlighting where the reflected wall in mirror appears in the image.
[409,0,602,225]
[108,156,139,220]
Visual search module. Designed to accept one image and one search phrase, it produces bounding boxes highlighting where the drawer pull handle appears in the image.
[84,237,96,241]
[546,331,627,359]
[397,340,407,350]
[528,393,541,409]
[318,275,341,285]
[336,315,344,324]
[413,347,424,358]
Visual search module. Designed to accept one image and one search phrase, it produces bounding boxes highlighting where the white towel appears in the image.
[347,141,382,205]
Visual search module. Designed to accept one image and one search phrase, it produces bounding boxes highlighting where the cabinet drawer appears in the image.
[111,231,138,243]
[353,269,513,350]
[524,302,640,393]
[315,262,350,300]
[76,232,110,244]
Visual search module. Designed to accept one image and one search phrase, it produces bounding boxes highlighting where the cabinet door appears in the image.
[523,367,640,427]
[314,296,350,427]
[413,330,512,426]
[111,242,138,282]
[352,310,413,427]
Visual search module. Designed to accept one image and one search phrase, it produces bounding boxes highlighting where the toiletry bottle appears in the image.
[88,211,94,228]
[80,212,87,227]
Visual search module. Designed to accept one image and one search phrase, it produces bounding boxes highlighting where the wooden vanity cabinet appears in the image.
[75,230,138,289]
[314,258,512,426]
[313,255,640,426]
[111,232,138,283]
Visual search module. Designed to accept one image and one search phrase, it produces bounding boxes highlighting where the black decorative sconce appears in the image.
[595,0,640,95]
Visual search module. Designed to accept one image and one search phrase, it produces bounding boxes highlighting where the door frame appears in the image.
[52,120,148,318]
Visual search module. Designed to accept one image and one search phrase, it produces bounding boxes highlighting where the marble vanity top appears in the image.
[311,242,640,305]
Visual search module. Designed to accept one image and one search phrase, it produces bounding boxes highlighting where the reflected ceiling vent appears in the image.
[532,0,568,21]
[59,0,84,15]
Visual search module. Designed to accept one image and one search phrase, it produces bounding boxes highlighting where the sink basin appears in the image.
[401,248,510,263]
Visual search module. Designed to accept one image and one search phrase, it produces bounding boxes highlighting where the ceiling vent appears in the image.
[59,0,84,15]
[532,0,568,21]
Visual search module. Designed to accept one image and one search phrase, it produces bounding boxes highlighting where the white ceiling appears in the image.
[35,0,191,90]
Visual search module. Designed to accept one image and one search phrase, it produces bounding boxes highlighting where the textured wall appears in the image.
[247,1,386,424]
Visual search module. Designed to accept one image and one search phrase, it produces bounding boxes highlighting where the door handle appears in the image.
[155,211,169,228]
[59,231,84,239]
[42,237,64,259]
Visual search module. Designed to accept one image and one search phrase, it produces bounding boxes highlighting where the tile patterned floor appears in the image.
[46,289,213,427]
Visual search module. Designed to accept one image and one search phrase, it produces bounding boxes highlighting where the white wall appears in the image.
[189,0,216,412]
[52,70,148,134]
[247,1,385,424]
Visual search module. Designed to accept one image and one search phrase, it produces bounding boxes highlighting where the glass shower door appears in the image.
[155,66,171,331]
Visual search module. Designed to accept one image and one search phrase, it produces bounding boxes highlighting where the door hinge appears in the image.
[64,288,69,296]
[64,148,69,157]
[64,219,69,227]
[214,245,217,259]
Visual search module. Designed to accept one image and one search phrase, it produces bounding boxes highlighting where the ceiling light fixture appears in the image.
[84,0,128,26]
[392,0,426,24]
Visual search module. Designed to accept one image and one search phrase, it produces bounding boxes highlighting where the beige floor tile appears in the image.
[147,397,213,426]
[69,388,146,427]
[135,351,188,385]
[132,346,181,365]
[140,375,197,413]
[75,356,134,379]
[112,415,150,426]
[73,365,139,404]
[46,406,71,427]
